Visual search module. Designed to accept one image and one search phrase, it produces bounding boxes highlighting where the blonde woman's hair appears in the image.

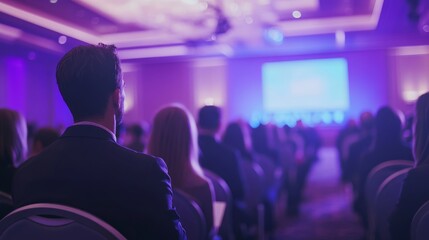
[148,104,202,187]
[0,109,27,168]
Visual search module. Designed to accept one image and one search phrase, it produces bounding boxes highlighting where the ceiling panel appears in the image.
[0,0,427,58]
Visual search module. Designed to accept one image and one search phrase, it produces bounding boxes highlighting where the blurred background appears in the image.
[0,0,428,142]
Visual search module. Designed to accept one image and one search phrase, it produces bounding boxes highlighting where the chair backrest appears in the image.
[173,189,206,240]
[203,169,234,240]
[0,203,126,240]
[0,192,12,206]
[365,160,414,214]
[411,200,429,240]
[374,168,411,240]
[255,154,283,200]
[0,192,13,219]
[240,160,265,211]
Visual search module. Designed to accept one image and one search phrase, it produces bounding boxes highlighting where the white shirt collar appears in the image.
[73,121,117,142]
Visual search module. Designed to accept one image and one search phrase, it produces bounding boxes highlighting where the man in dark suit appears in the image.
[197,105,244,201]
[197,105,246,238]
[12,44,187,240]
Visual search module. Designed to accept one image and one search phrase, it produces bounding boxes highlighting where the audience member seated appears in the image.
[287,120,322,216]
[251,124,279,165]
[197,105,247,239]
[29,127,60,157]
[390,92,429,240]
[280,124,304,216]
[124,123,147,152]
[223,120,279,234]
[222,120,254,162]
[335,119,360,182]
[0,108,27,218]
[12,43,186,240]
[346,111,375,191]
[0,108,27,195]
[148,104,215,238]
[354,106,413,228]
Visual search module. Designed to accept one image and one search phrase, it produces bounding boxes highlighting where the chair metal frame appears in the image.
[0,203,126,240]
[373,168,411,240]
[204,169,235,240]
[173,189,206,240]
[411,200,429,240]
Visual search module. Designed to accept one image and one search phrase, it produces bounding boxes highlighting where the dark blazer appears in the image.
[0,160,14,194]
[13,125,187,240]
[390,165,429,240]
[198,135,244,201]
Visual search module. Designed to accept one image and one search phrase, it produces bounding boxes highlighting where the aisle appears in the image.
[274,147,365,240]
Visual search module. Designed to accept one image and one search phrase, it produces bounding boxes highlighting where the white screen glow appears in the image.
[262,58,350,112]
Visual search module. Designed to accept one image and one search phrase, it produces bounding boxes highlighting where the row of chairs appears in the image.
[364,160,429,240]
[0,170,232,240]
[242,154,284,239]
[0,159,283,240]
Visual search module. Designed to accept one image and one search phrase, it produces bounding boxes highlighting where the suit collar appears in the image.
[73,121,116,141]
[62,125,116,142]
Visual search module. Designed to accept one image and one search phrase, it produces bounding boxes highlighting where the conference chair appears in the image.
[0,203,126,240]
[203,169,234,240]
[0,192,12,206]
[240,160,266,240]
[373,168,411,240]
[254,154,283,202]
[365,160,414,217]
[411,200,429,240]
[173,189,207,240]
[0,192,12,219]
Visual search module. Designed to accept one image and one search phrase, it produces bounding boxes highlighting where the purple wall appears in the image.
[0,52,72,128]
[123,61,195,124]
[0,46,419,129]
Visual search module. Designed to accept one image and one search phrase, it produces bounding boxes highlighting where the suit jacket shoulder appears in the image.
[13,125,186,240]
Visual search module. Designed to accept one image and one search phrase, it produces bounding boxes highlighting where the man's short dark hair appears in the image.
[56,43,121,121]
[198,105,221,130]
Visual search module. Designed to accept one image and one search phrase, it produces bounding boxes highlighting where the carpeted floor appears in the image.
[273,147,366,240]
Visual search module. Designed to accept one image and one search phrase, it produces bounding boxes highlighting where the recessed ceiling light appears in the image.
[50,0,58,4]
[58,35,67,44]
[292,10,302,19]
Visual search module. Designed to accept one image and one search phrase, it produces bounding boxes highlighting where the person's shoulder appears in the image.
[115,144,165,166]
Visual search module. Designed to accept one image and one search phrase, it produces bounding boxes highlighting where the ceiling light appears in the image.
[58,35,67,44]
[292,10,302,19]
[264,27,284,44]
[335,30,345,47]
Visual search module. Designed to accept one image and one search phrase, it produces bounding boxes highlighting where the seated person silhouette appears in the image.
[12,43,187,240]
[124,123,146,153]
[0,108,27,218]
[0,108,27,195]
[390,92,429,240]
[197,105,248,238]
[148,104,215,238]
[354,106,413,227]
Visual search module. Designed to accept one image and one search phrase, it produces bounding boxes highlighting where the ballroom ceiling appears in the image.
[0,0,428,59]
